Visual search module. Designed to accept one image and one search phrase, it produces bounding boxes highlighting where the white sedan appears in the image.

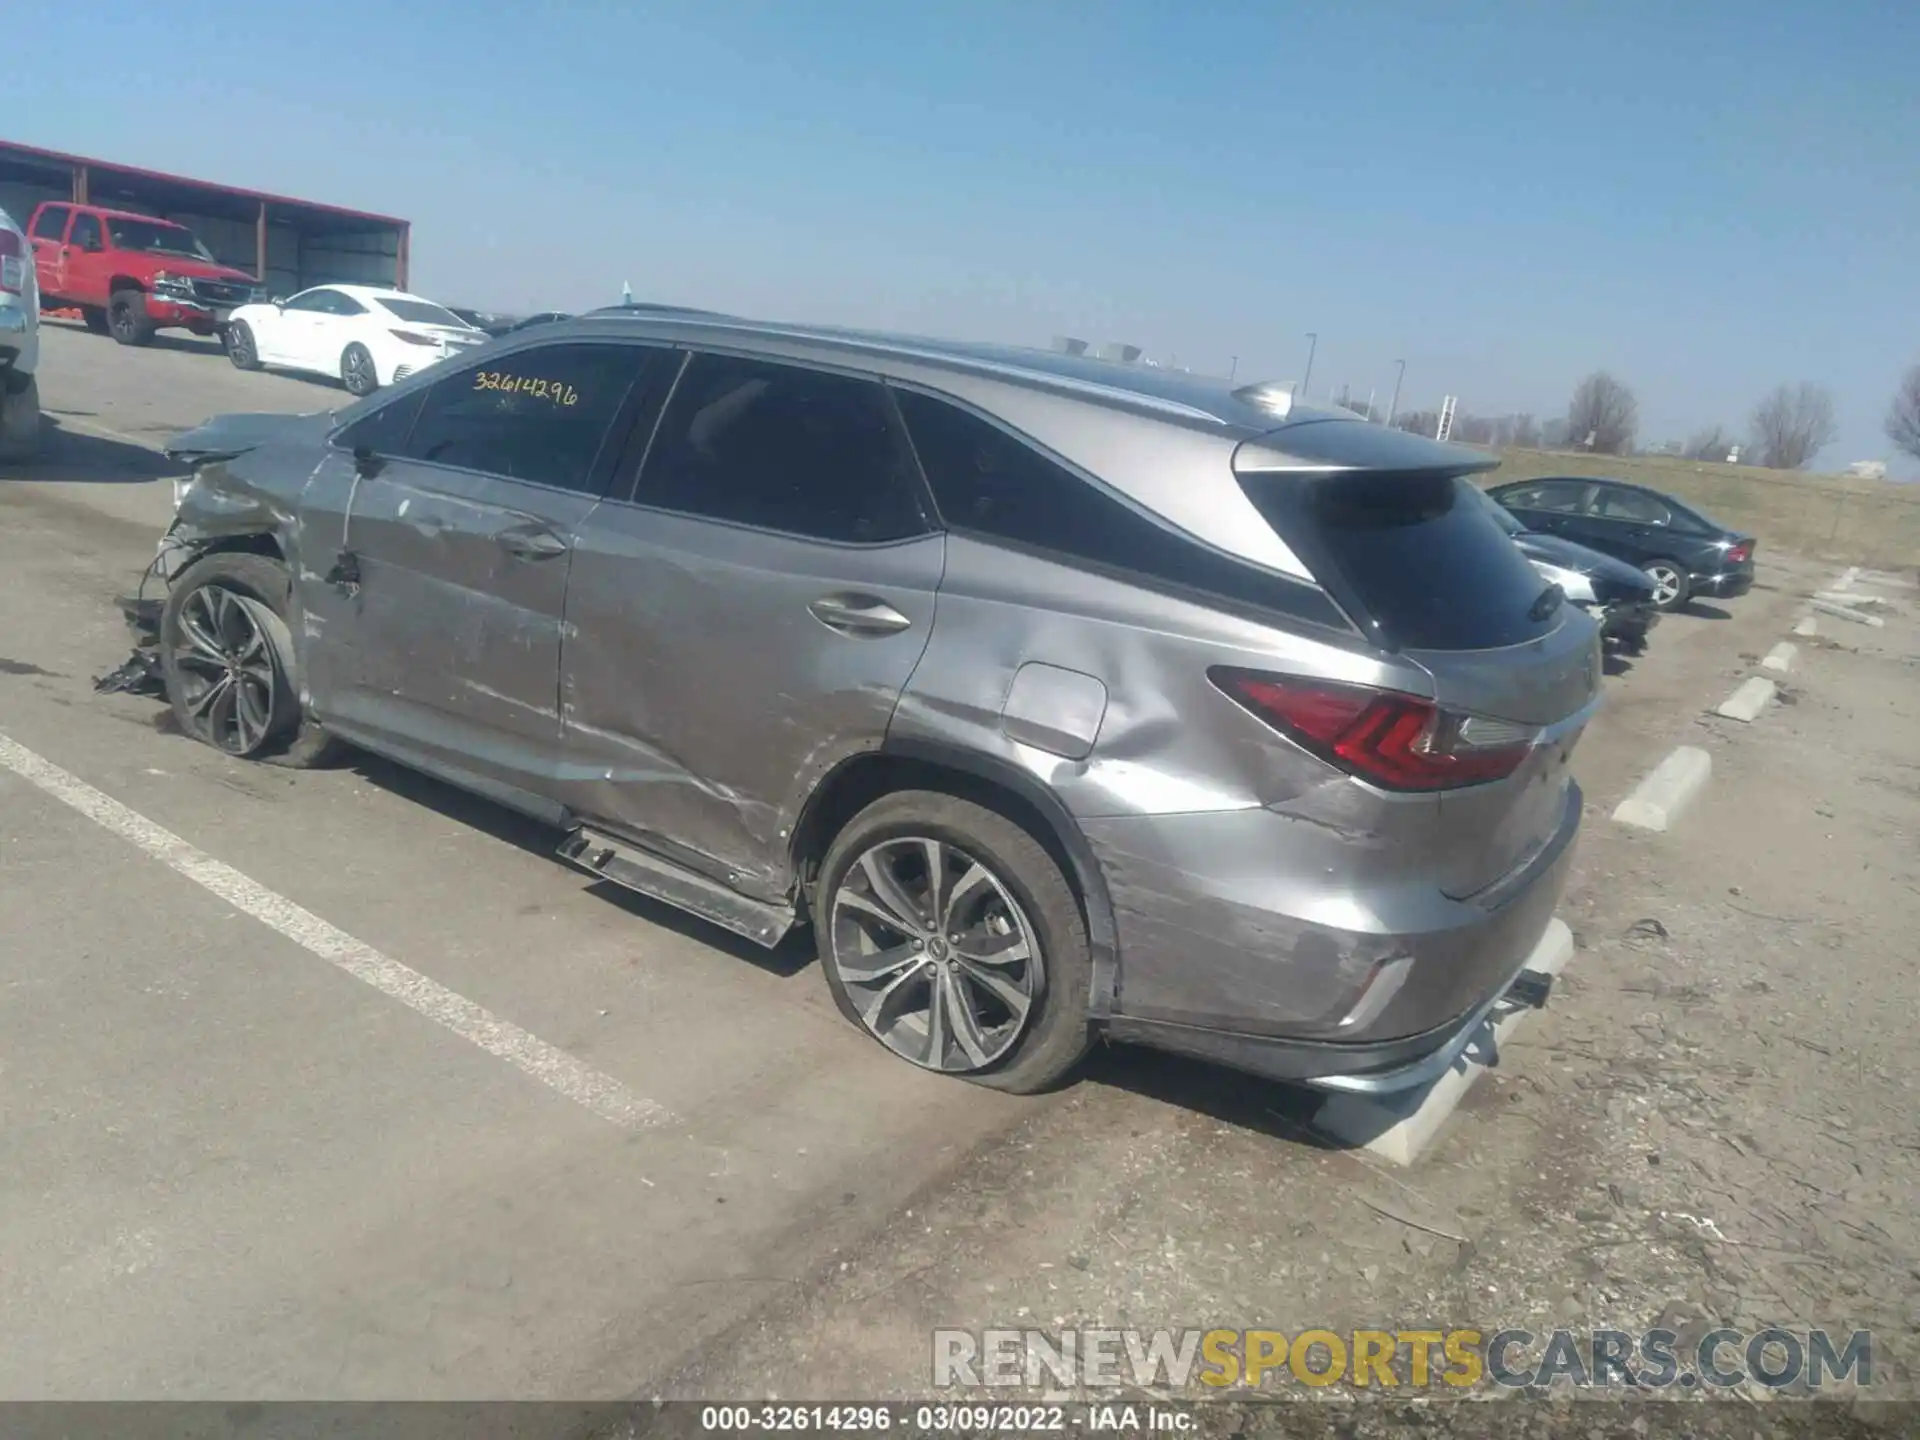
[223,284,488,396]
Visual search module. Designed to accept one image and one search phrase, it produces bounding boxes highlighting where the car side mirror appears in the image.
[271,296,286,307]
[352,446,385,478]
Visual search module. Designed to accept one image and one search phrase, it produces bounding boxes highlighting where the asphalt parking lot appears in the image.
[2,323,1915,1419]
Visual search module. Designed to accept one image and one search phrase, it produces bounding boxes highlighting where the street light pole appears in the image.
[1301,333,1317,397]
[1385,359,1406,427]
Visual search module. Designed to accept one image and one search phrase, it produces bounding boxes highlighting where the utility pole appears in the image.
[1228,355,1238,383]
[1385,359,1406,427]
[1301,333,1318,397]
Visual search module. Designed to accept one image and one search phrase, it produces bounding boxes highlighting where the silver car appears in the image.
[142,311,1598,1095]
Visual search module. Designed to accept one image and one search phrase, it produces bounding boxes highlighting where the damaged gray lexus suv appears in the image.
[135,311,1598,1095]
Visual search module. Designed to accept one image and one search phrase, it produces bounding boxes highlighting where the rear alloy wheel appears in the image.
[226,321,262,371]
[815,791,1092,1093]
[109,288,155,346]
[1641,559,1689,611]
[340,343,379,397]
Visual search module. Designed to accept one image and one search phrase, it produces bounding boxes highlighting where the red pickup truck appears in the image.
[26,202,260,346]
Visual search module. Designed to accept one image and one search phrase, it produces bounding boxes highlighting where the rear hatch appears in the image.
[1234,419,1600,900]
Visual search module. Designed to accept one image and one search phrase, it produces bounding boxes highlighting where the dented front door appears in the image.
[298,451,597,792]
[295,341,662,798]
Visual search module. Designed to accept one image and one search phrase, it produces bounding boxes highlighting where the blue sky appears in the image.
[11,0,1917,472]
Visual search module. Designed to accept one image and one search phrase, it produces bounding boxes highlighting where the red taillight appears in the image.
[0,229,24,295]
[1726,543,1751,565]
[390,328,437,346]
[1211,668,1535,792]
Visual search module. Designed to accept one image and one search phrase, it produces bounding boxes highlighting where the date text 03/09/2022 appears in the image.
[697,1403,1190,1433]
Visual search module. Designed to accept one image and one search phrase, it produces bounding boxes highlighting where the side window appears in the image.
[328,292,368,316]
[1594,487,1670,524]
[634,353,927,543]
[69,214,103,251]
[32,206,69,241]
[283,290,335,313]
[895,388,1343,625]
[1506,481,1586,513]
[338,389,425,456]
[398,342,657,493]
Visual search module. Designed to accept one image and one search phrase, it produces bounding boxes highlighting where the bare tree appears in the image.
[1888,365,1920,462]
[1683,425,1730,461]
[1566,372,1638,455]
[1510,413,1540,449]
[1749,382,1838,470]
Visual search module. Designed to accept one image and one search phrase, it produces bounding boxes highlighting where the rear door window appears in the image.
[69,214,103,251]
[1240,471,1561,651]
[1501,480,1589,513]
[634,353,929,544]
[1593,486,1671,525]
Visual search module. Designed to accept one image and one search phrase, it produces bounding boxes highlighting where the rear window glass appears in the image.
[1241,472,1559,651]
[380,297,470,328]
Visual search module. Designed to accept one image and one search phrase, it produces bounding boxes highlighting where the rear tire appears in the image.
[0,373,40,462]
[81,306,110,335]
[813,790,1093,1094]
[1641,558,1689,611]
[109,288,155,346]
[158,552,342,768]
[341,343,379,397]
[226,321,262,371]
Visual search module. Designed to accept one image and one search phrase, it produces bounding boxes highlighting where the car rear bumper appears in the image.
[1090,779,1582,1092]
[1599,598,1658,642]
[1691,566,1754,599]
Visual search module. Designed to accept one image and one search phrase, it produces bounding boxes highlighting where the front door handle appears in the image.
[808,593,912,636]
[495,524,570,561]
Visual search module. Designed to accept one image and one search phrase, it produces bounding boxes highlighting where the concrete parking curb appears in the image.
[1612,745,1713,832]
[1761,642,1796,673]
[1812,598,1887,628]
[1311,919,1575,1167]
[1716,676,1778,722]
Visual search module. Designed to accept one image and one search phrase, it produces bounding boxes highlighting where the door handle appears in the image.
[495,524,570,560]
[808,593,912,636]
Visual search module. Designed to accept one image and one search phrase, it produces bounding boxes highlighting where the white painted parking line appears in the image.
[1612,745,1713,832]
[1812,598,1887,628]
[1762,642,1796,673]
[1313,920,1575,1166]
[1793,615,1818,637]
[0,731,672,1131]
[1715,676,1777,722]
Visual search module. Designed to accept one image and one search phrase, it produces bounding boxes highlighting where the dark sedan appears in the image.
[1472,485,1659,651]
[1486,477,1756,611]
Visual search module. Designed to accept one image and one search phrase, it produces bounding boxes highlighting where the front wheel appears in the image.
[814,790,1092,1094]
[340,343,379,397]
[1641,559,1689,611]
[109,288,155,346]
[158,552,341,767]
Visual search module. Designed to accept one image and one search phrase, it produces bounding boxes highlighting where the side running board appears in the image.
[558,826,797,949]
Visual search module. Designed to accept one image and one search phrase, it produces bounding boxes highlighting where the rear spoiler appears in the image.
[1233,416,1499,481]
